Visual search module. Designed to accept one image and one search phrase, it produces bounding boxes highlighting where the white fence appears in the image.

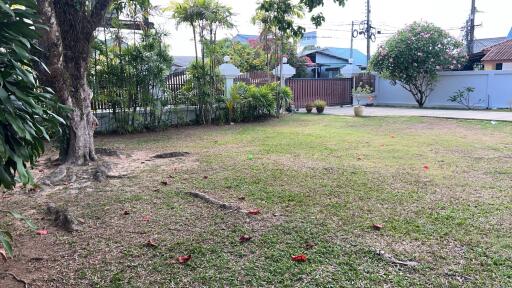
[374,71,512,109]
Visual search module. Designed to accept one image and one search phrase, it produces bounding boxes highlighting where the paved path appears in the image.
[302,106,512,122]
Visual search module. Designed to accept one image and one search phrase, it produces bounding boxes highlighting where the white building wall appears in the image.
[374,71,512,109]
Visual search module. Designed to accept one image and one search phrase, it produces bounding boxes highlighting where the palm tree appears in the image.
[167,0,204,61]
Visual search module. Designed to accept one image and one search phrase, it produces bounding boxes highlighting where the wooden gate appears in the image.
[287,78,353,108]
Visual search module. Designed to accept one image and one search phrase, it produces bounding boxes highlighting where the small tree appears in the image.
[448,87,483,109]
[370,22,464,108]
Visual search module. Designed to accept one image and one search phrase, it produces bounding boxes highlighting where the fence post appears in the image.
[272,58,296,87]
[219,56,240,99]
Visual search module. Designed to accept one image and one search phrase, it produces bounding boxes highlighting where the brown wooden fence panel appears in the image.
[235,71,278,87]
[287,78,353,108]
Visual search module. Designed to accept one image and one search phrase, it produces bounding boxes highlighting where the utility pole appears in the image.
[350,21,354,62]
[468,0,476,54]
[366,0,371,65]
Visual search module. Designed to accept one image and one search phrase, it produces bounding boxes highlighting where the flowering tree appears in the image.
[370,22,465,107]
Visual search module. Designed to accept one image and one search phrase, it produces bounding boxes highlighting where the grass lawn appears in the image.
[1,114,512,287]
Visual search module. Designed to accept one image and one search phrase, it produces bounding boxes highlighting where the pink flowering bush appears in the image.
[369,22,465,107]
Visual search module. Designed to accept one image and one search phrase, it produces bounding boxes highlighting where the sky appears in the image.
[149,0,512,57]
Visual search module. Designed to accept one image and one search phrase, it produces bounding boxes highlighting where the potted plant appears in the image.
[305,102,314,113]
[352,83,374,117]
[314,100,327,114]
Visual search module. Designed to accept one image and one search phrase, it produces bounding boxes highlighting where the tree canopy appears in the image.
[370,22,464,107]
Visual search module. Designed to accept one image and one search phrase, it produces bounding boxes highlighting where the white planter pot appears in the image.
[354,106,365,117]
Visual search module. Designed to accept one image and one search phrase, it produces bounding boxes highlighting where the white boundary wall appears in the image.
[374,71,512,109]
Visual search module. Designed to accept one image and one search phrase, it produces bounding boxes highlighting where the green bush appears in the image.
[229,82,283,122]
[313,100,327,109]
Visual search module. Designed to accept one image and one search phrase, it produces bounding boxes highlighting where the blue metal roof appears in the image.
[300,47,367,67]
[322,47,367,67]
[232,34,259,44]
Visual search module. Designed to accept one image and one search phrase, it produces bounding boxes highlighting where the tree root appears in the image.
[375,250,419,267]
[152,152,190,159]
[46,202,80,232]
[0,272,29,288]
[187,191,246,212]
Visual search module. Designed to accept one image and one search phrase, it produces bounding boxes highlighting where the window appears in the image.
[496,63,503,70]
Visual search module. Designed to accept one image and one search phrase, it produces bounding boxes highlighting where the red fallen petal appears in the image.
[203,176,209,179]
[143,216,151,222]
[177,255,191,264]
[239,235,252,243]
[247,209,261,215]
[291,254,307,262]
[36,229,48,235]
[372,224,384,231]
[423,165,430,171]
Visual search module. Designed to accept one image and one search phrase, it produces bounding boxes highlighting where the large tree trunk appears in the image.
[37,0,111,165]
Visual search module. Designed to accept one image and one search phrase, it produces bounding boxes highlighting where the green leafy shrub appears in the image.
[1,0,59,256]
[90,31,174,133]
[1,0,65,189]
[229,83,278,122]
[314,100,327,114]
[269,83,293,114]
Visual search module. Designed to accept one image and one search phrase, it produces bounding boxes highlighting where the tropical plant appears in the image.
[352,83,374,95]
[0,210,37,257]
[313,99,327,114]
[90,30,174,134]
[448,86,482,109]
[1,0,63,256]
[229,82,282,122]
[268,83,293,115]
[352,83,374,106]
[1,0,65,189]
[370,22,465,108]
[168,0,234,124]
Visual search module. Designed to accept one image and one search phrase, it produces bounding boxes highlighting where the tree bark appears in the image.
[37,0,112,165]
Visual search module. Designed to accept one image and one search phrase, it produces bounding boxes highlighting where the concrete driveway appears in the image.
[302,106,512,122]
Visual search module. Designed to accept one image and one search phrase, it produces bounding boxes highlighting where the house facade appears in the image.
[481,39,512,71]
[299,47,367,78]
[469,27,512,70]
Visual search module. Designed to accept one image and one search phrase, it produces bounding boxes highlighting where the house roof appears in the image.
[232,34,259,44]
[482,39,512,61]
[472,37,508,53]
[299,47,367,67]
[172,56,197,68]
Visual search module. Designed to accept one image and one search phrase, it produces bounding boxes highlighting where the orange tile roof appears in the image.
[482,39,512,61]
